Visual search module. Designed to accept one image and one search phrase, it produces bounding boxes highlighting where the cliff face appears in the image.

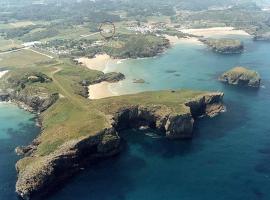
[16,128,121,200]
[14,92,225,199]
[0,90,59,113]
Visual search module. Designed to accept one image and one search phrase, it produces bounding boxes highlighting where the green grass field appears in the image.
[0,49,52,68]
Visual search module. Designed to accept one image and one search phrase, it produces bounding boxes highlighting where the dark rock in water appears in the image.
[0,92,10,101]
[219,66,261,88]
[165,70,177,73]
[200,38,244,54]
[133,79,146,84]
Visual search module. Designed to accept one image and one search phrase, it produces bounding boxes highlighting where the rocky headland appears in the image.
[13,90,225,199]
[219,66,261,88]
[199,38,244,54]
[0,67,225,200]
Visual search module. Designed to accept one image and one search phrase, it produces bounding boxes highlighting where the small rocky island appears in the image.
[200,38,244,54]
[219,66,261,88]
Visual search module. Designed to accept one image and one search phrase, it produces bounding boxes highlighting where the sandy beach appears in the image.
[77,54,117,72]
[0,70,9,78]
[85,27,250,100]
[180,27,250,37]
[164,35,203,45]
[88,82,119,99]
[77,54,120,99]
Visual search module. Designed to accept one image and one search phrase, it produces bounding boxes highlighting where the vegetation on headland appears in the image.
[0,46,225,199]
[0,0,268,199]
[219,66,261,88]
[200,38,244,54]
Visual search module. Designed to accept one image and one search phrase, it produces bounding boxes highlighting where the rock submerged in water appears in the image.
[200,38,244,54]
[219,67,261,88]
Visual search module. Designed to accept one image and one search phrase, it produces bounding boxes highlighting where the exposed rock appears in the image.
[219,66,261,88]
[0,92,9,101]
[81,72,125,86]
[200,38,244,54]
[16,129,121,200]
[9,91,59,113]
[113,92,224,139]
[15,92,225,199]
[15,145,36,156]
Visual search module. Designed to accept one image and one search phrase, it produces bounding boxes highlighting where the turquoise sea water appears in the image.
[0,103,39,199]
[1,36,270,199]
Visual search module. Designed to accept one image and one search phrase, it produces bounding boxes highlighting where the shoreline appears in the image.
[180,27,250,37]
[88,82,119,99]
[77,54,119,72]
[164,35,203,45]
[82,27,250,100]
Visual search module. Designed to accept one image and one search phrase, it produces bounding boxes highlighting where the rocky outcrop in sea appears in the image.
[219,66,261,88]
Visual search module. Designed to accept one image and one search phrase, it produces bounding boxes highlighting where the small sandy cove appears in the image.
[77,54,118,72]
[77,54,120,99]
[88,82,120,99]
[164,35,203,45]
[80,27,250,100]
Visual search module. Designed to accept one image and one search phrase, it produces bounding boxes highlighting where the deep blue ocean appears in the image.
[1,36,270,199]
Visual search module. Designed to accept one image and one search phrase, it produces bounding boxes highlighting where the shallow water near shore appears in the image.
[2,37,270,199]
[0,103,39,199]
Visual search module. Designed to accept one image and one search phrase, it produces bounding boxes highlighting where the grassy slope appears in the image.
[0,48,207,173]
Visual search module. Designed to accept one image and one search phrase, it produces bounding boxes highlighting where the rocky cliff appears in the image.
[15,92,225,199]
[16,128,121,200]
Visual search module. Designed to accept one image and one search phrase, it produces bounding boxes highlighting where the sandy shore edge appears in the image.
[180,27,250,37]
[81,27,250,100]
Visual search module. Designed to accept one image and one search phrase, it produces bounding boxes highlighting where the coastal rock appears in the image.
[16,129,121,200]
[82,72,125,86]
[200,38,244,54]
[113,92,224,139]
[15,92,225,199]
[9,91,59,112]
[219,67,261,88]
[0,92,9,101]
